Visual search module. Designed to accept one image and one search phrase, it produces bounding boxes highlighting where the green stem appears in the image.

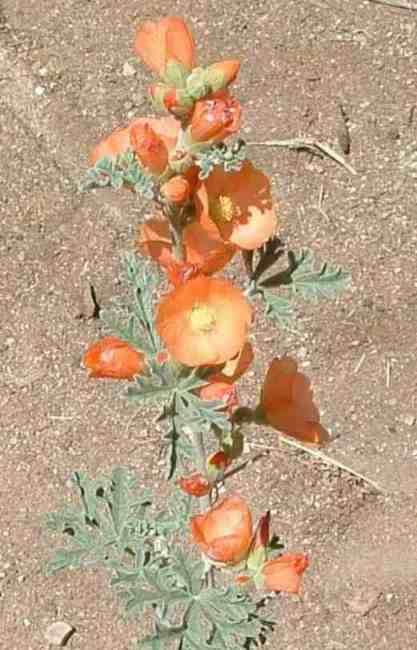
[189,427,215,588]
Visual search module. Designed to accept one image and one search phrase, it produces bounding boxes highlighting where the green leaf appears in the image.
[102,254,162,356]
[45,467,153,575]
[288,249,350,300]
[196,140,247,179]
[79,151,155,199]
[260,291,295,329]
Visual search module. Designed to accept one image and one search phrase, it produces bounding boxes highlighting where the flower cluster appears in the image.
[81,15,336,604]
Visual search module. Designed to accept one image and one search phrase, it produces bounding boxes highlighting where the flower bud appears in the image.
[246,511,270,572]
[177,473,211,497]
[168,149,195,174]
[205,60,240,92]
[161,175,191,205]
[83,337,145,380]
[130,122,168,175]
[189,91,242,145]
[206,450,232,481]
[150,84,194,118]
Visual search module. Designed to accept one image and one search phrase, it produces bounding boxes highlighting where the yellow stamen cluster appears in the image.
[189,302,217,332]
[209,195,235,226]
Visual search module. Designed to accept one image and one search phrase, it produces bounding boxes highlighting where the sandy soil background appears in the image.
[1,0,416,648]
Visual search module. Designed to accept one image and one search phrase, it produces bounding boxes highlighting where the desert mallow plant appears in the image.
[45,15,349,649]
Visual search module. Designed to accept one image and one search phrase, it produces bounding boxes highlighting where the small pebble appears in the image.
[122,61,136,76]
[45,622,75,646]
[34,86,46,96]
[402,414,415,427]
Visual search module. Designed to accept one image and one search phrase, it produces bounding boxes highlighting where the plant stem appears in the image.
[189,427,215,588]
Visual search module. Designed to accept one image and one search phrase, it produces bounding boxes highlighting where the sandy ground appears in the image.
[1,0,417,648]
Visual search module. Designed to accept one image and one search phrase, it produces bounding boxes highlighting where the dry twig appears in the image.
[250,438,386,493]
[368,0,417,10]
[247,138,357,175]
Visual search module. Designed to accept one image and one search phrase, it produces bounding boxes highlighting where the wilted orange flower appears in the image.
[189,91,242,144]
[190,494,253,564]
[90,116,180,173]
[199,342,254,411]
[261,357,329,447]
[160,175,190,205]
[206,60,241,91]
[261,554,309,595]
[155,276,252,367]
[196,161,277,250]
[137,218,236,280]
[134,16,196,76]
[177,472,211,497]
[83,336,145,379]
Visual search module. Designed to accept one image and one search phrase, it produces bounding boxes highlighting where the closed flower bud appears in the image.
[205,60,240,92]
[189,91,242,145]
[161,175,191,205]
[83,337,145,380]
[130,122,169,175]
[149,84,194,118]
[177,473,211,497]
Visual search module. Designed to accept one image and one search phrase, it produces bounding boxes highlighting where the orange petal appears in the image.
[134,16,196,75]
[83,337,145,379]
[177,473,211,497]
[261,554,309,595]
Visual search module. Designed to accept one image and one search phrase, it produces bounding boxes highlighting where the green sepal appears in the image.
[246,547,267,574]
[203,67,225,93]
[186,67,211,100]
[161,60,189,88]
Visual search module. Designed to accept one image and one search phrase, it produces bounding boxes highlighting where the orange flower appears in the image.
[199,342,254,411]
[155,276,252,367]
[189,91,242,144]
[90,116,180,173]
[190,494,253,564]
[206,60,241,91]
[196,161,277,250]
[260,357,329,447]
[137,218,236,279]
[177,473,211,497]
[134,16,196,76]
[260,554,309,595]
[160,175,190,205]
[83,336,145,379]
[129,122,169,175]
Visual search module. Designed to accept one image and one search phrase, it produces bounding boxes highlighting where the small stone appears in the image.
[34,85,46,96]
[347,588,381,616]
[23,618,30,627]
[45,622,75,646]
[38,66,48,77]
[122,61,136,77]
[402,414,415,427]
